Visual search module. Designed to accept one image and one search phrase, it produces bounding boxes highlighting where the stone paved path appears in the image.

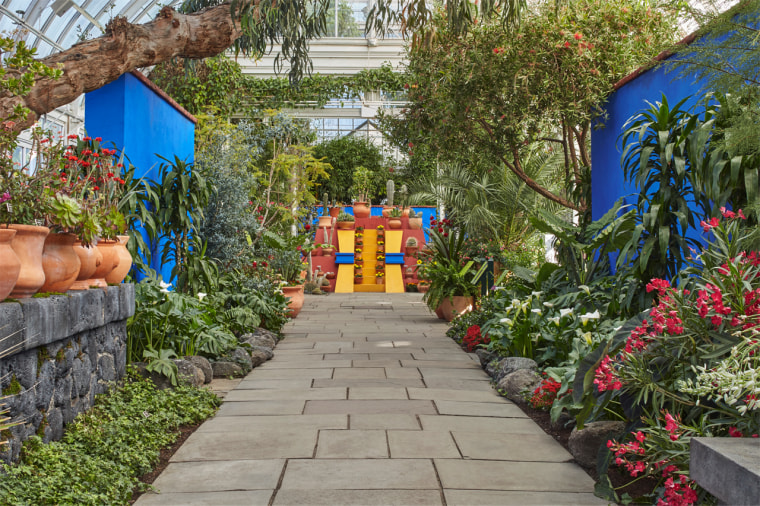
[136,293,604,505]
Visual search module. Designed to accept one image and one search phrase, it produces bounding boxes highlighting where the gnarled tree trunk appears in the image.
[2,3,248,132]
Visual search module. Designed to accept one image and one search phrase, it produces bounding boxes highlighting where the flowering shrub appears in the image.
[528,375,564,410]
[586,211,760,505]
[461,324,488,352]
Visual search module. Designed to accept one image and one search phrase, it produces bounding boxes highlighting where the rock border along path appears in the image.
[136,293,604,505]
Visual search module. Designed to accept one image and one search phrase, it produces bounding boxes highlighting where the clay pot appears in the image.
[406,246,419,257]
[0,229,21,301]
[337,221,354,230]
[401,208,410,218]
[105,235,133,284]
[322,247,335,256]
[353,202,371,219]
[437,296,475,322]
[409,217,423,230]
[282,285,305,317]
[9,224,50,298]
[40,233,81,293]
[318,216,333,229]
[88,240,121,289]
[329,207,341,218]
[376,277,384,284]
[326,272,336,280]
[70,242,102,290]
[382,206,392,218]
[405,267,414,277]
[418,282,430,293]
[388,218,402,230]
[354,276,363,284]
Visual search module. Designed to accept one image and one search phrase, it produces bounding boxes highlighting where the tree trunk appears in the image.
[2,3,247,132]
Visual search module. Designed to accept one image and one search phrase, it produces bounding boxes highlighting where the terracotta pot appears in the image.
[418,282,430,293]
[353,202,371,219]
[282,285,304,317]
[105,235,133,285]
[437,296,474,322]
[326,272,336,279]
[409,217,423,230]
[404,277,414,285]
[402,208,410,218]
[434,306,445,319]
[354,277,363,284]
[329,207,341,218]
[88,240,121,289]
[406,246,419,257]
[322,247,335,256]
[382,206,392,218]
[318,216,333,229]
[337,221,354,230]
[40,233,81,293]
[70,242,102,290]
[0,229,21,301]
[376,277,384,284]
[405,267,414,277]
[8,224,50,298]
[388,218,402,230]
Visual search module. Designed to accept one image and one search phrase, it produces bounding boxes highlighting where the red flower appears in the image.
[252,261,258,268]
[95,137,102,142]
[564,41,571,48]
[304,224,311,231]
[93,186,100,191]
[574,32,582,40]
[728,426,743,437]
[261,261,268,267]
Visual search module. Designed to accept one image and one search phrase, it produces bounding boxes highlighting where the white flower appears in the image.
[499,318,514,327]
[547,316,560,326]
[159,280,172,293]
[197,292,207,301]
[531,291,543,298]
[511,298,522,308]
[543,302,554,308]
[531,308,542,316]
[559,308,573,318]
[582,331,593,345]
[579,310,601,325]
[578,285,591,295]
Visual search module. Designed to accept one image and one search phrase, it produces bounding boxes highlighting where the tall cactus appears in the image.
[322,192,329,216]
[386,180,395,207]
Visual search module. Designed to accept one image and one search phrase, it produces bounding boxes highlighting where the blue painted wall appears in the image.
[85,73,196,283]
[591,62,703,222]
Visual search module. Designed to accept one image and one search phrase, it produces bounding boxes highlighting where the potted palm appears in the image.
[352,166,373,219]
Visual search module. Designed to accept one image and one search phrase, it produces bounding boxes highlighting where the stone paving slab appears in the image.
[281,459,440,489]
[196,414,347,433]
[142,293,600,504]
[304,399,437,415]
[137,490,273,505]
[435,459,597,492]
[147,459,284,492]
[452,431,574,461]
[216,400,306,416]
[444,489,607,505]
[170,430,318,461]
[316,429,388,458]
[273,489,443,505]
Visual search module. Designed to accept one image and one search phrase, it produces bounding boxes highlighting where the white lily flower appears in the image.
[531,291,543,298]
[543,301,554,308]
[499,318,514,327]
[582,331,593,345]
[578,285,591,295]
[559,308,573,318]
[531,308,542,315]
[511,298,521,308]
[159,280,172,293]
[547,316,561,326]
[580,310,601,325]
[197,292,207,301]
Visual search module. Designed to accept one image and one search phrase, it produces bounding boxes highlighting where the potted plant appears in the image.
[375,271,385,284]
[405,236,419,257]
[408,209,423,230]
[318,192,333,228]
[336,211,355,230]
[388,207,403,229]
[377,240,385,253]
[354,272,363,284]
[272,249,306,317]
[321,223,336,256]
[352,166,373,219]
[376,225,385,238]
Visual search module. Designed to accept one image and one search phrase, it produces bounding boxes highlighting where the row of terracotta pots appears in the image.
[0,224,133,301]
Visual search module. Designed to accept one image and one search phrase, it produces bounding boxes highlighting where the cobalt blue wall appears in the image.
[591,61,703,222]
[85,73,196,283]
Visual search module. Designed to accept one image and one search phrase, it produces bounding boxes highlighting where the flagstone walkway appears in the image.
[136,293,604,505]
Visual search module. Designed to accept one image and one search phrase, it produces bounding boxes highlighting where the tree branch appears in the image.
[3,3,248,132]
[478,119,581,211]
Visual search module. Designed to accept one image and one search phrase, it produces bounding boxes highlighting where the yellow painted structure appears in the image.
[384,230,405,293]
[334,229,355,293]
[334,227,405,293]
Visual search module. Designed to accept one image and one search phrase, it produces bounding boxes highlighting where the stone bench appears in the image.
[690,438,760,505]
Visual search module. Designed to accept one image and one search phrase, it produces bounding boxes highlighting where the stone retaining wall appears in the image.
[0,285,135,462]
